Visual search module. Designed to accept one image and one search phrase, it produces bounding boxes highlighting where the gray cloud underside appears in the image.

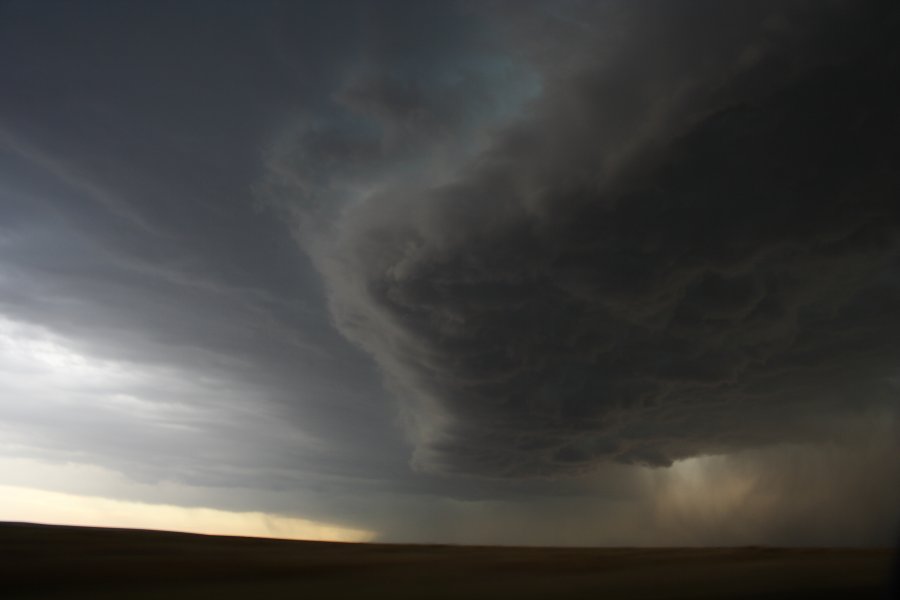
[314,0,900,477]
[0,0,425,497]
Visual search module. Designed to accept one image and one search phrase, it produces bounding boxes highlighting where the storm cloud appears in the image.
[293,0,900,477]
[1,0,898,546]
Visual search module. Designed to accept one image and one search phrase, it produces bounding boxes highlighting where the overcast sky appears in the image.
[1,0,899,546]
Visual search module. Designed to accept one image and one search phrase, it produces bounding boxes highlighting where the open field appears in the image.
[2,522,896,599]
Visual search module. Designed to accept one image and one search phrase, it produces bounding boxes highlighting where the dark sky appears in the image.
[1,0,898,546]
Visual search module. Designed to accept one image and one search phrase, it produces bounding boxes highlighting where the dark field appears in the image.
[2,522,895,599]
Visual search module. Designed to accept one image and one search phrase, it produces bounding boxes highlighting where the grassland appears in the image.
[1,521,895,599]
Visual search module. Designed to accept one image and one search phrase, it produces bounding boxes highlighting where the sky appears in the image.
[0,0,899,546]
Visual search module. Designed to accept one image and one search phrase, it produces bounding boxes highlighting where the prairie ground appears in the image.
[2,522,895,599]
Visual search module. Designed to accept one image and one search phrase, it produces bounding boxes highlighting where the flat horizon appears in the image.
[3,522,895,599]
[4,521,896,551]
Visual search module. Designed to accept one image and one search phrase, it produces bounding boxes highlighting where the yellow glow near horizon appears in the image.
[0,484,374,543]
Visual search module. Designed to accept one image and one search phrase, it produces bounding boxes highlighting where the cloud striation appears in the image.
[293,0,900,477]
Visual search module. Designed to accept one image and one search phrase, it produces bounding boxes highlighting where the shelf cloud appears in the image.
[289,1,900,477]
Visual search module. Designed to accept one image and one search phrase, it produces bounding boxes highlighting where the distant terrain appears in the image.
[2,522,895,599]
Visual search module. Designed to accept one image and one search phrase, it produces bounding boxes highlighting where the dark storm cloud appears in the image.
[312,0,900,477]
[2,0,899,546]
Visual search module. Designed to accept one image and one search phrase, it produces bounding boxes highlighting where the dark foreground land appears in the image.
[1,522,896,599]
